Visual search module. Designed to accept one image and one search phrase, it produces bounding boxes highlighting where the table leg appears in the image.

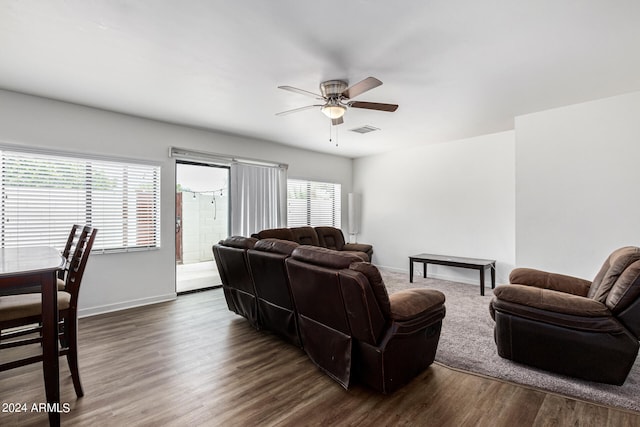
[479,267,485,296]
[41,272,60,426]
[491,263,496,289]
[423,262,427,278]
[409,259,414,283]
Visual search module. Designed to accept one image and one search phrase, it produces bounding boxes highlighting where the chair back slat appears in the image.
[58,224,80,280]
[62,225,97,308]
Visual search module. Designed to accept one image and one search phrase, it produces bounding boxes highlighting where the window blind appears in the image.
[0,148,161,253]
[287,179,341,228]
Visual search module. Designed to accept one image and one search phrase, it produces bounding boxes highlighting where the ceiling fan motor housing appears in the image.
[320,80,348,98]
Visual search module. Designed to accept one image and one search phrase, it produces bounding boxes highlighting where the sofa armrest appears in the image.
[509,268,591,297]
[389,289,445,321]
[344,243,372,253]
[494,284,609,317]
[491,284,623,333]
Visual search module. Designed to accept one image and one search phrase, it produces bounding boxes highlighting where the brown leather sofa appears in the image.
[247,238,302,347]
[490,246,640,385]
[285,245,446,393]
[252,226,373,262]
[213,237,445,393]
[212,236,259,328]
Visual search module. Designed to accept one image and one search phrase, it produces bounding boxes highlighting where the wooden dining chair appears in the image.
[0,225,97,398]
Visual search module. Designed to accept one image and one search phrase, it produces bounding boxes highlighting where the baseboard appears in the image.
[377,265,408,275]
[376,264,483,287]
[78,293,177,318]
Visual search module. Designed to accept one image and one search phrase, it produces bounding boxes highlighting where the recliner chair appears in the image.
[286,245,446,392]
[490,246,640,385]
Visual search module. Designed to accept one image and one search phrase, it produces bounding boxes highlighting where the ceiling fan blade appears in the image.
[275,105,322,116]
[331,117,344,126]
[278,85,324,100]
[342,77,382,99]
[349,101,398,112]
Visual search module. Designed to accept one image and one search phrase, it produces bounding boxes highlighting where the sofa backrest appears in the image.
[286,246,390,345]
[348,262,391,318]
[315,226,346,251]
[285,246,361,387]
[586,246,640,337]
[252,227,295,241]
[214,236,258,296]
[212,236,258,325]
[248,238,301,345]
[339,263,389,345]
[254,226,320,246]
[253,227,369,259]
[253,237,298,255]
[219,235,258,249]
[588,247,640,308]
[286,246,358,331]
[248,238,299,310]
[291,226,319,246]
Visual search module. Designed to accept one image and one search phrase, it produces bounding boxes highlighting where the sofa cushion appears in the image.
[389,289,446,321]
[0,291,72,322]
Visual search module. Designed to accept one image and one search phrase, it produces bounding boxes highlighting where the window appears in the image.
[0,147,161,253]
[287,179,341,228]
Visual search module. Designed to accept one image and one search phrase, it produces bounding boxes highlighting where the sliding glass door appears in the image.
[175,161,229,293]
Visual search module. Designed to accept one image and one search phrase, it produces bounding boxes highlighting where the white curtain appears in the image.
[230,163,287,236]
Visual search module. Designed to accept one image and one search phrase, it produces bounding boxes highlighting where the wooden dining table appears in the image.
[0,246,65,427]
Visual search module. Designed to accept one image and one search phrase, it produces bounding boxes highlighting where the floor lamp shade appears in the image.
[348,193,361,235]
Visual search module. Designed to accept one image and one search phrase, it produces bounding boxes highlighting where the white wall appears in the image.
[515,91,640,279]
[0,89,352,316]
[353,131,516,285]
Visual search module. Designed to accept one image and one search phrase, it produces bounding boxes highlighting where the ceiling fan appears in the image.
[276,77,398,125]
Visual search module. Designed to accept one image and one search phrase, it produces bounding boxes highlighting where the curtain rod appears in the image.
[169,147,288,169]
[1,140,162,167]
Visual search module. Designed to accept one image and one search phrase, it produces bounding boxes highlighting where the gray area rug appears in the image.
[381,269,640,413]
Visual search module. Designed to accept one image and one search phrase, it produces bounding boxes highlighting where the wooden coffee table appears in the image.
[409,253,496,296]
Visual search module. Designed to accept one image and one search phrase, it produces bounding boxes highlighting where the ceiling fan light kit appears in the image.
[321,102,346,119]
[277,76,398,125]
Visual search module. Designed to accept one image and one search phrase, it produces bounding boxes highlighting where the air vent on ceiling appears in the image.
[349,125,380,134]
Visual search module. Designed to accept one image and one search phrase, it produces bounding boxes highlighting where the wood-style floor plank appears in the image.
[1,289,639,426]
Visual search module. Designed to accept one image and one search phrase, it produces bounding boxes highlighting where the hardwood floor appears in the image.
[1,289,639,426]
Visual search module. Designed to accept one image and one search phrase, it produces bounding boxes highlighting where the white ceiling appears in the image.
[1,1,640,158]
